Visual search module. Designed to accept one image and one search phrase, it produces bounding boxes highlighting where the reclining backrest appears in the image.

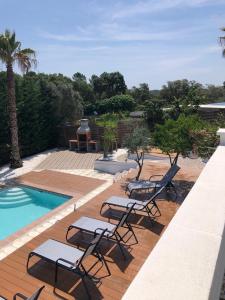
[116,203,136,230]
[78,229,106,263]
[161,164,180,186]
[145,185,165,206]
[26,286,45,300]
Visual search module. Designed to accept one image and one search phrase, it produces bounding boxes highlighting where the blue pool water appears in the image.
[0,186,71,240]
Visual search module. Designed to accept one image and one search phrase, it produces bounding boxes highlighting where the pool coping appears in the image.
[0,177,113,260]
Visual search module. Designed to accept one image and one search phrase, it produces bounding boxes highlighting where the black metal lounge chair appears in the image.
[0,286,45,300]
[66,203,137,259]
[27,232,109,299]
[126,164,180,198]
[100,186,165,220]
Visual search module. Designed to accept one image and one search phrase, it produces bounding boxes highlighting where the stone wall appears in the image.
[198,108,225,121]
[57,118,146,149]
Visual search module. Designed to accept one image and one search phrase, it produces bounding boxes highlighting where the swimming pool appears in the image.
[0,185,71,240]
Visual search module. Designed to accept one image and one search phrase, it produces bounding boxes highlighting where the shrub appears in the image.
[96,95,135,114]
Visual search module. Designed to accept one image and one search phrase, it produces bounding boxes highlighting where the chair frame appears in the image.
[27,232,109,299]
[100,186,165,221]
[0,286,45,300]
[126,164,180,198]
[66,203,138,259]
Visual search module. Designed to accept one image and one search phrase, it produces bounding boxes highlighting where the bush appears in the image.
[0,72,83,165]
[145,100,164,129]
[96,95,135,114]
[123,127,151,180]
[153,114,203,165]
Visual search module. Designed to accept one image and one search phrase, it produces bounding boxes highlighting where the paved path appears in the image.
[35,150,101,170]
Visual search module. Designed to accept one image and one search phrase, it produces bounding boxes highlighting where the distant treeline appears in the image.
[0,70,224,165]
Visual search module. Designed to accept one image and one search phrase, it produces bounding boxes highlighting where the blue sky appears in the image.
[0,0,225,88]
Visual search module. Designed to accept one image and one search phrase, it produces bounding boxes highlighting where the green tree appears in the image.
[96,94,135,114]
[0,29,36,168]
[123,127,150,180]
[54,83,83,124]
[72,72,95,106]
[203,84,225,103]
[145,100,164,129]
[90,72,127,99]
[153,115,202,165]
[129,83,152,106]
[96,114,119,158]
[160,79,204,119]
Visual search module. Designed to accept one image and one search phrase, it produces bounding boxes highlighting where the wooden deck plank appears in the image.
[0,162,199,299]
[35,151,101,170]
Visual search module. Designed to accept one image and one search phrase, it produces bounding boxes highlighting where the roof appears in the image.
[199,102,225,109]
[129,111,145,118]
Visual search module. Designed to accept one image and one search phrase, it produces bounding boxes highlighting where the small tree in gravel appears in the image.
[96,113,119,158]
[123,127,151,180]
[153,114,202,165]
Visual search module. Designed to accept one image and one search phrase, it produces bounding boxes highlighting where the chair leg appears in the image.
[149,201,161,217]
[114,234,126,260]
[96,251,111,277]
[79,266,91,299]
[170,182,178,201]
[66,226,73,241]
[100,203,107,215]
[129,189,134,198]
[81,275,91,300]
[127,223,138,244]
[26,253,33,272]
[145,207,154,226]
[54,263,59,287]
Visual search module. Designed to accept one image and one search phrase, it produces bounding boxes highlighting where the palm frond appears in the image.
[14,49,37,73]
[223,48,225,58]
[219,27,225,57]
[0,34,10,63]
[0,29,37,71]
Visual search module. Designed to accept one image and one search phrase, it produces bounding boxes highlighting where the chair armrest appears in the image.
[94,227,112,236]
[127,202,144,210]
[56,258,75,269]
[13,293,27,300]
[149,174,163,181]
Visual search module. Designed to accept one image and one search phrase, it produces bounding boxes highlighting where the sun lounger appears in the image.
[27,231,109,298]
[126,164,180,197]
[100,186,165,220]
[0,286,45,300]
[66,203,137,259]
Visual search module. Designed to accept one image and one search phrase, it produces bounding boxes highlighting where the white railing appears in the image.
[122,129,225,300]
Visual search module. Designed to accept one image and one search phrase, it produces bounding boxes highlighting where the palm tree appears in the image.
[0,29,37,168]
[219,27,225,57]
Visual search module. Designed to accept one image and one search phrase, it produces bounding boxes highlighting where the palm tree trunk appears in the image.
[6,63,23,168]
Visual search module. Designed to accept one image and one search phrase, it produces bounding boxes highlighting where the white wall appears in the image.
[122,146,225,300]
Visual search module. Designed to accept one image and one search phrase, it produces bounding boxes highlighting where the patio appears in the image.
[35,151,101,170]
[0,162,199,299]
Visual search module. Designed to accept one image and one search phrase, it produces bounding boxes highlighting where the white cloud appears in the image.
[112,0,225,19]
[39,25,200,43]
[204,45,221,54]
[39,31,95,41]
[158,56,199,69]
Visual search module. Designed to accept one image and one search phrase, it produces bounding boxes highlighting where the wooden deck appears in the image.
[16,170,105,197]
[0,163,199,299]
[35,151,101,170]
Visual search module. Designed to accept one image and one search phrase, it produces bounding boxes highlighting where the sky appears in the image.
[0,0,225,89]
